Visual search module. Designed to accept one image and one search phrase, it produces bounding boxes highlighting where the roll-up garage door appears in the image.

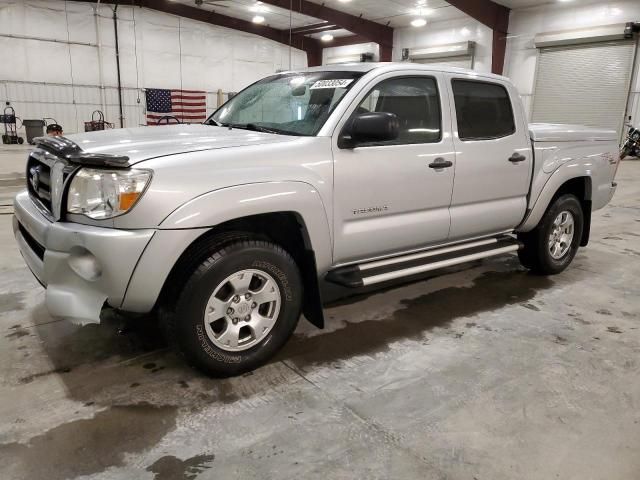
[411,56,473,70]
[531,40,636,137]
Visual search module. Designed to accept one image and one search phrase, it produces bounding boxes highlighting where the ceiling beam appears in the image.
[71,0,322,54]
[257,0,394,47]
[290,22,337,35]
[445,0,510,33]
[445,0,510,74]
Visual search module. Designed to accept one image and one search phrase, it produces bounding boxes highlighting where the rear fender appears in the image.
[517,141,619,232]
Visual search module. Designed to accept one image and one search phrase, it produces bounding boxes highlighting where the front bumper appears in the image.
[13,191,155,323]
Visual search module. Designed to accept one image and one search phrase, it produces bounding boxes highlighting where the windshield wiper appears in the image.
[219,123,292,135]
[245,123,286,134]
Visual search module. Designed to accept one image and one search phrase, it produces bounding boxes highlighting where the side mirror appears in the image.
[340,112,400,148]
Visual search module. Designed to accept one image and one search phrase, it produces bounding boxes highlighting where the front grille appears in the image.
[26,152,72,219]
[27,154,52,213]
[18,222,45,260]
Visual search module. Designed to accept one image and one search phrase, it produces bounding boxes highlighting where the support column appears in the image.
[379,45,393,62]
[306,46,323,67]
[492,29,507,75]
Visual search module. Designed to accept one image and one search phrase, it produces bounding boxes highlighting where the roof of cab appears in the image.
[282,62,509,82]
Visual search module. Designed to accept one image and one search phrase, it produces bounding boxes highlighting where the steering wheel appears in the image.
[156,115,182,125]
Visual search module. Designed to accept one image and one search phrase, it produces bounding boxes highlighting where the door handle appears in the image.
[428,158,453,169]
[509,153,527,163]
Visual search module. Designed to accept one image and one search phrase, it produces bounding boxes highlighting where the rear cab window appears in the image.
[452,79,516,140]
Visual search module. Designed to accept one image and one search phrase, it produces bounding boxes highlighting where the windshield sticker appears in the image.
[310,79,354,89]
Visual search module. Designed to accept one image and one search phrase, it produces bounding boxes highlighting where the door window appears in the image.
[354,76,442,145]
[452,80,515,140]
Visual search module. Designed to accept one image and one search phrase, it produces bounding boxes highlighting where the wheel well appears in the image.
[552,177,592,247]
[156,212,324,328]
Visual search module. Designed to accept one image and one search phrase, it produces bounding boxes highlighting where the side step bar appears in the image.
[326,236,522,288]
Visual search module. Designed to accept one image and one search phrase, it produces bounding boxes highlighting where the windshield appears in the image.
[207,71,364,136]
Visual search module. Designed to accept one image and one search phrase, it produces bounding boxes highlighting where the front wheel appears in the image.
[170,237,303,377]
[518,194,584,275]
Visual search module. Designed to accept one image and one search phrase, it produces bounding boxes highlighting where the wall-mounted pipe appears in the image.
[94,1,106,114]
[113,3,124,128]
[0,33,97,47]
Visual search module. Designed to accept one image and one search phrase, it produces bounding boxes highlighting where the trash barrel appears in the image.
[23,119,45,145]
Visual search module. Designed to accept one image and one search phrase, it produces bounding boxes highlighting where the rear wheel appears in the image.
[169,236,303,377]
[518,194,583,275]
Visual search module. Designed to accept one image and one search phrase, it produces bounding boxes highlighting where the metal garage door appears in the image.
[412,56,473,70]
[532,40,636,136]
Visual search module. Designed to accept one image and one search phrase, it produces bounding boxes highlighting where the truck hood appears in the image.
[529,123,618,143]
[65,124,295,165]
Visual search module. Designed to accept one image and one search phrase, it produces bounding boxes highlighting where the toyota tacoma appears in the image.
[13,63,620,376]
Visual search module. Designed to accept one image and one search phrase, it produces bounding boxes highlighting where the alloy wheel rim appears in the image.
[548,210,575,260]
[203,269,281,352]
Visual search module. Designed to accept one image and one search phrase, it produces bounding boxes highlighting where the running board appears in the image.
[326,236,522,288]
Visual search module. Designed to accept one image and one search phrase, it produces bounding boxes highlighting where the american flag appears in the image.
[145,88,207,125]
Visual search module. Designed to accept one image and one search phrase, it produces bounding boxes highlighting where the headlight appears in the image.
[67,168,152,219]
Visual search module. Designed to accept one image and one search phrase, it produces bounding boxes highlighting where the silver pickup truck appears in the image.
[13,63,619,376]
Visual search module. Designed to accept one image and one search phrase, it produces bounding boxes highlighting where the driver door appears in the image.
[332,72,456,265]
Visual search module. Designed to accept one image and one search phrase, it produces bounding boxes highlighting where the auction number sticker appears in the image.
[310,79,354,89]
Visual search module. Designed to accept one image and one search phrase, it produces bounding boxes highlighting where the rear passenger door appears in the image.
[446,77,532,240]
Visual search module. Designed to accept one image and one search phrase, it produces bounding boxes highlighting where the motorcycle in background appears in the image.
[620,124,640,160]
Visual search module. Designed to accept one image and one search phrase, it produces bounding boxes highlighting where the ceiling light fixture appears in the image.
[411,18,427,27]
[321,33,334,42]
[252,15,265,24]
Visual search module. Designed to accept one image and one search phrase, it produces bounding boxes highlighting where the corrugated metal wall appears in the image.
[0,0,307,134]
[532,40,636,137]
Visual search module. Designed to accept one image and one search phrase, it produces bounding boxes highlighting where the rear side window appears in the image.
[452,80,515,140]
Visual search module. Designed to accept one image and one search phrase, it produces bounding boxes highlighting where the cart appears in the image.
[84,110,115,132]
[1,106,24,144]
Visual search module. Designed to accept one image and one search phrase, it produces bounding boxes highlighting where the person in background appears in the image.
[46,124,63,137]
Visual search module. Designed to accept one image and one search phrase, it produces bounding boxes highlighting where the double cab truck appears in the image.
[13,63,619,376]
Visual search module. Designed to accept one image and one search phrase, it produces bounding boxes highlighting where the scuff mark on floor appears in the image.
[0,403,178,480]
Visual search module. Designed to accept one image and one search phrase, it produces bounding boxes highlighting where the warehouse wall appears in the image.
[0,0,307,134]
[389,1,640,131]
[504,0,640,125]
[322,42,380,65]
[392,17,494,73]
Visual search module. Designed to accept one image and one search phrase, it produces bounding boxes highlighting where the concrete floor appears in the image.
[0,145,639,480]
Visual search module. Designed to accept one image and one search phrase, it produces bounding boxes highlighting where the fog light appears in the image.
[68,247,102,281]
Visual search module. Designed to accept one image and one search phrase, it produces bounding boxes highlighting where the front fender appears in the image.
[121,181,333,313]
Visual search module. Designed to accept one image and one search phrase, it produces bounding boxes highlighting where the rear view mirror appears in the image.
[291,85,307,96]
[340,112,400,148]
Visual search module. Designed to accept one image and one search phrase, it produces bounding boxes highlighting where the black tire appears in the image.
[169,236,302,377]
[518,194,584,275]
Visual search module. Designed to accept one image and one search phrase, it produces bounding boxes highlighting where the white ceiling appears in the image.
[494,0,610,9]
[167,0,613,34]
[169,0,321,30]
[307,0,466,28]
